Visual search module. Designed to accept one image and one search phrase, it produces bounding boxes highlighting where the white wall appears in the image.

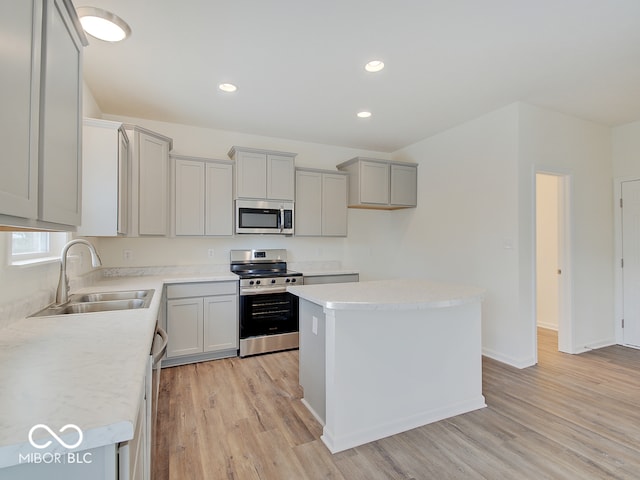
[83,80,102,118]
[613,120,640,178]
[519,104,614,354]
[390,104,526,365]
[102,114,389,170]
[388,103,614,367]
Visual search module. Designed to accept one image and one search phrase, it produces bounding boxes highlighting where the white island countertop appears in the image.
[288,278,485,310]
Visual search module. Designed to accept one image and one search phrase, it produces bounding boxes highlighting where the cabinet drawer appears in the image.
[167,281,237,299]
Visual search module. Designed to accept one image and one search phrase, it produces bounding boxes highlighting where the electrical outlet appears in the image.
[207,248,215,258]
[123,249,133,261]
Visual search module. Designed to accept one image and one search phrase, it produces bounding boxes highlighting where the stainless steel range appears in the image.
[230,249,303,357]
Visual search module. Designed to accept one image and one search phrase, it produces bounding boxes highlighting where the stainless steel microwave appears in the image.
[236,199,294,235]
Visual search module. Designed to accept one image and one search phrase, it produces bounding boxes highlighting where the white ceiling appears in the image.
[81,0,640,152]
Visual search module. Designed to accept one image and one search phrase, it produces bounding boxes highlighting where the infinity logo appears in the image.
[28,424,83,450]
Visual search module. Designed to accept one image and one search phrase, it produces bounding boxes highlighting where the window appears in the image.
[9,232,69,266]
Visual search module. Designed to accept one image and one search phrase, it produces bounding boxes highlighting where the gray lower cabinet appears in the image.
[163,281,238,366]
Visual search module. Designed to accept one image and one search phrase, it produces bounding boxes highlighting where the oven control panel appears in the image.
[240,276,301,287]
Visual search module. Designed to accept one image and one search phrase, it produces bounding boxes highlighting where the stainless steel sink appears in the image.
[30,289,154,317]
[72,290,151,303]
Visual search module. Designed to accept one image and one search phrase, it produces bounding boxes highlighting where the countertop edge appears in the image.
[299,270,360,277]
[288,279,485,311]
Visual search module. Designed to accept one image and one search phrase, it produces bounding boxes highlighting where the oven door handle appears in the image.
[241,286,289,296]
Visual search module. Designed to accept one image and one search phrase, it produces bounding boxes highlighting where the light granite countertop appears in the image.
[0,272,239,469]
[288,278,485,310]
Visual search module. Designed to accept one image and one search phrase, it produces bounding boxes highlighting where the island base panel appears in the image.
[299,299,485,453]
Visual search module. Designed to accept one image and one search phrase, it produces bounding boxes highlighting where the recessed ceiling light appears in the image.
[364,60,385,73]
[76,7,131,42]
[357,111,372,118]
[218,83,238,93]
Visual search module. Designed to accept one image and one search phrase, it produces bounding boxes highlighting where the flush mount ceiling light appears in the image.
[364,60,385,73]
[357,111,372,118]
[218,83,238,93]
[76,7,131,42]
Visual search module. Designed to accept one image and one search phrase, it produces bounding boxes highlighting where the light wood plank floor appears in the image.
[153,329,640,479]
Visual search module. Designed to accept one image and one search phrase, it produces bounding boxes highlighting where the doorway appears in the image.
[535,172,572,355]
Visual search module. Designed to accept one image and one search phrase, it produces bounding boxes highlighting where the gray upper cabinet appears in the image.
[0,0,40,221]
[322,172,349,235]
[78,119,129,237]
[172,155,233,236]
[39,0,85,226]
[390,163,418,207]
[295,170,322,236]
[0,0,87,230]
[205,161,234,236]
[337,157,417,210]
[125,125,173,236]
[295,168,348,237]
[228,146,296,201]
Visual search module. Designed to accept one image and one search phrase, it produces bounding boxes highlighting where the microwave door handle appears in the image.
[279,207,284,232]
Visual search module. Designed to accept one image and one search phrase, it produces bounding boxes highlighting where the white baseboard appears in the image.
[482,348,535,369]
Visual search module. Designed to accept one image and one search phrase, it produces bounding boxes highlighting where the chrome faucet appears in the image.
[55,239,102,305]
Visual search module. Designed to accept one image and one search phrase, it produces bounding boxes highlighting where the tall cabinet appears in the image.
[0,0,87,230]
[125,126,173,236]
[78,119,129,236]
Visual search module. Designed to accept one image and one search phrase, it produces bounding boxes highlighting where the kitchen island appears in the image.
[287,279,486,453]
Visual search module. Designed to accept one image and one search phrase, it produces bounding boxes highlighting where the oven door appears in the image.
[239,291,298,339]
